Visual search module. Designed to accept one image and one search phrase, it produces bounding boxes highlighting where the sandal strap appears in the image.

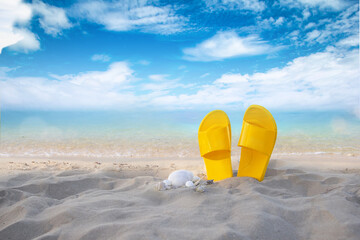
[198,124,231,157]
[238,121,276,156]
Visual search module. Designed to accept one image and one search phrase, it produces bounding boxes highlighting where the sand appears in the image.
[0,155,359,240]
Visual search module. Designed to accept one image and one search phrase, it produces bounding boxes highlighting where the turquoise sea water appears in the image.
[0,110,359,158]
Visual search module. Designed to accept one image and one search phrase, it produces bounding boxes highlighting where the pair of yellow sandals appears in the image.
[198,105,277,182]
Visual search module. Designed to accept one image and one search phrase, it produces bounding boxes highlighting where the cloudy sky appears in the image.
[0,0,359,114]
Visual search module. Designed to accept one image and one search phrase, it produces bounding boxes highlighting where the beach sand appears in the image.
[0,154,359,240]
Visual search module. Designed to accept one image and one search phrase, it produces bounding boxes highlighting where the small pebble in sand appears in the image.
[195,186,205,193]
[185,181,195,188]
[205,180,214,185]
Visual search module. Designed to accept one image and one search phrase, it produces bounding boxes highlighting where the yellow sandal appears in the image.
[237,105,277,181]
[198,110,233,181]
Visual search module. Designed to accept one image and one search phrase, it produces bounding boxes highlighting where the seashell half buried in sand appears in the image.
[168,170,194,188]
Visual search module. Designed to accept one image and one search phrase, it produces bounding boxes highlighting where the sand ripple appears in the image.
[0,165,359,240]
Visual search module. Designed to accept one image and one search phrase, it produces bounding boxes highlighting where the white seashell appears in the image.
[192,176,200,182]
[168,170,194,188]
[185,181,195,188]
[155,182,167,191]
[195,186,205,193]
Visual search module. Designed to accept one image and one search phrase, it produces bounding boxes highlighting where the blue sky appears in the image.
[0,0,359,115]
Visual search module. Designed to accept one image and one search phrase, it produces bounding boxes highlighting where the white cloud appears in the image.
[286,4,358,47]
[236,15,288,36]
[1,49,358,112]
[336,34,359,47]
[138,60,151,66]
[0,60,191,110]
[304,22,316,29]
[32,0,72,37]
[326,4,359,36]
[0,62,137,110]
[302,8,311,19]
[91,54,111,62]
[204,0,266,12]
[150,47,359,112]
[7,28,40,53]
[0,0,33,53]
[183,31,272,61]
[288,30,300,41]
[305,29,321,42]
[72,0,187,35]
[256,17,286,29]
[215,73,249,84]
[142,74,193,94]
[0,67,16,77]
[274,17,285,26]
[141,81,177,92]
[0,0,71,53]
[200,73,210,78]
[149,74,169,81]
[52,62,134,89]
[281,0,350,11]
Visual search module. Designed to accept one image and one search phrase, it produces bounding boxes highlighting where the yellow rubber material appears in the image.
[237,105,277,181]
[198,110,233,181]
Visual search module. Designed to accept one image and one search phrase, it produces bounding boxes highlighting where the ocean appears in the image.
[1,110,359,159]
